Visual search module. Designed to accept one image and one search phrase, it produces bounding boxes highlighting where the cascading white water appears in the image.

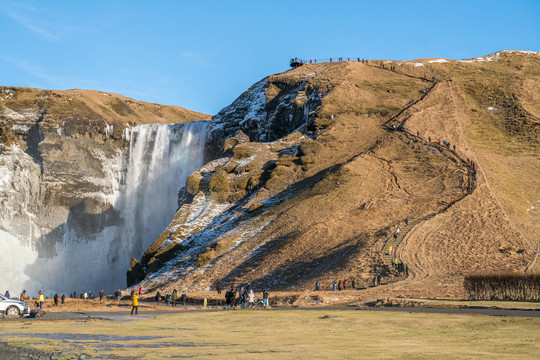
[0,121,208,295]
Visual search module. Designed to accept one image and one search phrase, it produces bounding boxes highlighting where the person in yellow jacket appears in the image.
[38,290,44,310]
[131,293,139,315]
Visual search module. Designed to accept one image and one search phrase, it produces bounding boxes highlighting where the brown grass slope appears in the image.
[133,52,537,299]
[0,86,210,143]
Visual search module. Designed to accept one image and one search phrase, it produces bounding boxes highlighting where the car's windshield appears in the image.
[0,294,6,301]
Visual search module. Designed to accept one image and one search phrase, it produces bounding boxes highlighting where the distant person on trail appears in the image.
[396,226,400,235]
[262,289,269,308]
[351,280,356,289]
[453,144,456,151]
[373,276,377,286]
[338,281,342,291]
[389,246,393,255]
[216,283,221,295]
[172,289,178,307]
[38,291,44,310]
[332,281,337,291]
[53,294,59,306]
[61,294,65,307]
[165,292,171,306]
[405,218,409,226]
[377,275,381,285]
[139,286,142,296]
[99,290,104,302]
[315,280,320,291]
[248,290,255,308]
[451,196,455,204]
[343,280,347,290]
[131,293,139,315]
[155,291,161,303]
[181,291,187,306]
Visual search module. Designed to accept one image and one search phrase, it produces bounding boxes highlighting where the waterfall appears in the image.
[0,121,209,295]
[113,121,209,269]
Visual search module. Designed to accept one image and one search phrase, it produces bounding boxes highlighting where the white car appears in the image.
[0,294,30,316]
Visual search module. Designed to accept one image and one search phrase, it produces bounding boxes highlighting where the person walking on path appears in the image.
[332,281,337,291]
[315,280,320,291]
[181,291,187,306]
[61,294,65,307]
[99,290,104,302]
[262,289,269,308]
[343,280,347,290]
[216,283,221,295]
[388,246,393,255]
[38,291,44,310]
[248,289,255,308]
[405,218,409,226]
[53,294,59,306]
[131,293,139,315]
[138,286,142,296]
[20,290,27,302]
[171,289,178,307]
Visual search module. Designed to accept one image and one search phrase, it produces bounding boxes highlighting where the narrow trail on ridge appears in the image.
[353,67,479,296]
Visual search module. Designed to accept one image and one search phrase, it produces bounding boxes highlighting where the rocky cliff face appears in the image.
[0,87,210,294]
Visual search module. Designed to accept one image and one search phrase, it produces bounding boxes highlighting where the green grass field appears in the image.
[1,309,539,359]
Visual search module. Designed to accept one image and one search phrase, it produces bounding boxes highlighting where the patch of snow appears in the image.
[428,59,448,63]
[412,63,425,67]
[487,106,496,111]
[11,124,30,133]
[2,108,38,121]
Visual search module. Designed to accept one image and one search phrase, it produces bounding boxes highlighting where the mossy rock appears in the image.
[276,154,296,167]
[227,190,246,203]
[246,175,261,191]
[223,130,250,152]
[233,143,258,159]
[299,139,323,156]
[186,172,203,195]
[209,167,230,193]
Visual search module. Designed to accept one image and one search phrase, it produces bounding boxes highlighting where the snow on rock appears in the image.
[428,59,449,63]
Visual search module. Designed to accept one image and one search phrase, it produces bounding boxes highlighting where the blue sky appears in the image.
[1,1,539,115]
